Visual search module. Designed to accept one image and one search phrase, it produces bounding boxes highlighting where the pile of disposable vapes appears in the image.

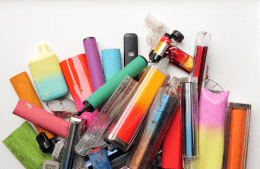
[7,13,251,169]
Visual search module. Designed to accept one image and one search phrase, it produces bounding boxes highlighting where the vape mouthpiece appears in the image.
[158,58,169,68]
[78,101,94,116]
[169,77,180,88]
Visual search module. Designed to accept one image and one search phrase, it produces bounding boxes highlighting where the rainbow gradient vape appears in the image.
[28,43,68,101]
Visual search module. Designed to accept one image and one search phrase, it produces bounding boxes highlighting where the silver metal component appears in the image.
[104,134,128,151]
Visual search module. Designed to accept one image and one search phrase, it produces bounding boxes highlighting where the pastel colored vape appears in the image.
[60,117,82,169]
[179,77,199,168]
[145,13,169,47]
[78,56,148,115]
[9,71,55,139]
[102,49,122,81]
[191,32,211,99]
[104,58,170,151]
[162,104,183,169]
[83,37,106,91]
[60,54,99,128]
[75,76,138,156]
[198,89,229,169]
[166,46,194,73]
[127,77,181,169]
[28,43,68,102]
[223,103,251,169]
[13,99,69,138]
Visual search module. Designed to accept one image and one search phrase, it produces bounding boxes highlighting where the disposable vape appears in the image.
[127,77,181,169]
[104,58,170,151]
[198,89,229,169]
[83,37,106,91]
[13,99,69,138]
[162,103,182,169]
[88,148,113,169]
[75,76,138,156]
[191,32,211,99]
[150,30,184,63]
[166,46,193,73]
[28,43,68,101]
[224,103,251,169]
[124,34,138,81]
[179,77,199,168]
[60,117,82,169]
[36,132,54,154]
[47,99,78,118]
[145,13,169,47]
[78,56,147,115]
[102,49,122,81]
[9,71,55,139]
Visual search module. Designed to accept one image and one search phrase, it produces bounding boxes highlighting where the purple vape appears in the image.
[83,37,106,91]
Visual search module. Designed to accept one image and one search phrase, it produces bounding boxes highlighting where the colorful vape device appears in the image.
[83,37,106,91]
[179,77,199,168]
[60,117,82,169]
[223,103,251,169]
[9,72,55,139]
[162,103,183,169]
[28,43,68,102]
[104,58,170,151]
[127,77,181,169]
[102,49,122,81]
[13,99,69,138]
[60,54,99,128]
[78,56,148,115]
[191,32,211,99]
[198,89,229,169]
[145,13,169,47]
[75,76,138,156]
[166,46,193,73]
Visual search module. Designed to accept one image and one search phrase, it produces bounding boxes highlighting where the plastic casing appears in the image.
[127,77,181,169]
[28,44,68,102]
[223,103,251,169]
[75,76,138,156]
[104,58,170,152]
[102,49,122,81]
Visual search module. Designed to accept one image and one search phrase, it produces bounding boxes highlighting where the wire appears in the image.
[207,79,224,91]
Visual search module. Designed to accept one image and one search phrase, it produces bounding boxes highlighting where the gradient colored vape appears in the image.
[104,58,170,151]
[179,77,199,168]
[9,72,55,139]
[78,56,148,115]
[60,54,99,128]
[102,49,122,81]
[83,37,106,91]
[198,89,229,169]
[223,103,251,169]
[75,76,138,156]
[60,117,82,169]
[127,77,181,169]
[166,46,193,73]
[28,43,68,102]
[191,32,211,99]
[162,104,183,169]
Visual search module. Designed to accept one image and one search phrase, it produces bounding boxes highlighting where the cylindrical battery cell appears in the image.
[83,37,106,91]
[126,77,181,169]
[104,58,170,151]
[225,103,251,169]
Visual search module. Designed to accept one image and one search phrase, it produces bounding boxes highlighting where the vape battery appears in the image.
[179,77,199,168]
[28,43,68,101]
[60,117,82,169]
[104,58,170,151]
[83,37,106,91]
[75,76,138,156]
[166,46,193,73]
[191,32,211,99]
[127,77,181,169]
[223,103,251,169]
[102,49,122,81]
